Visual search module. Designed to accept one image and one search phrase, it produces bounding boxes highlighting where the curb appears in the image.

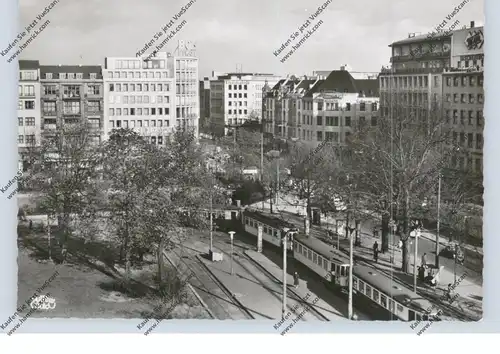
[162,251,216,320]
[195,254,255,319]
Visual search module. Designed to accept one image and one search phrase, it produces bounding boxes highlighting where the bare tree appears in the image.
[342,99,463,273]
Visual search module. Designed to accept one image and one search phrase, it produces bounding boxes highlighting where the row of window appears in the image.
[43,84,101,96]
[18,100,35,110]
[109,119,170,129]
[109,83,170,93]
[228,101,248,107]
[41,101,102,114]
[19,85,35,96]
[18,117,36,126]
[108,95,170,104]
[18,134,36,144]
[109,107,170,117]
[445,93,483,104]
[108,70,168,79]
[44,72,98,80]
[20,71,38,81]
[227,109,249,115]
[228,93,248,99]
[228,84,248,90]
[115,59,166,70]
[451,155,482,173]
[445,110,483,126]
[353,277,404,315]
[294,242,331,272]
[451,131,483,150]
[381,75,435,89]
[42,118,100,129]
[244,217,280,238]
[445,75,483,87]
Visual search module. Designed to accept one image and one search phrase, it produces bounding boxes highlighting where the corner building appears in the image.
[18,60,42,170]
[264,67,379,148]
[380,21,483,174]
[103,52,175,145]
[40,64,104,145]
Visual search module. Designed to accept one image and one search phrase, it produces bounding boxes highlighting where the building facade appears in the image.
[209,72,281,136]
[168,52,199,137]
[264,68,379,148]
[199,77,211,135]
[103,52,175,145]
[380,21,484,173]
[40,65,104,145]
[18,60,42,170]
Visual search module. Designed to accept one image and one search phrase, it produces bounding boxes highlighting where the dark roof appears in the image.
[243,209,296,230]
[19,60,39,70]
[295,234,349,264]
[353,263,436,314]
[40,65,103,80]
[304,71,378,97]
[390,26,484,46]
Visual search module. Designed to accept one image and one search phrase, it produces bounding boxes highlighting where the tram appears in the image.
[242,209,298,251]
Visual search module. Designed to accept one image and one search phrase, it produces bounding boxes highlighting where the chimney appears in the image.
[470,21,475,28]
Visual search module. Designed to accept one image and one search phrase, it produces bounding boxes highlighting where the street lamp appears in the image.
[412,225,421,293]
[228,231,235,275]
[267,150,281,208]
[47,177,53,263]
[436,173,442,268]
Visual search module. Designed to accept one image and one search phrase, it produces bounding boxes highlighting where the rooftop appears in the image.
[40,65,103,80]
[19,60,40,70]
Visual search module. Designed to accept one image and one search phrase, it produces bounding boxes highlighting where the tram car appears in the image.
[293,234,350,288]
[293,234,441,322]
[242,209,298,251]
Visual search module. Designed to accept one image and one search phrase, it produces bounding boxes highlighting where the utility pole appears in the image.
[260,121,264,210]
[282,229,288,320]
[229,231,235,275]
[348,225,353,320]
[436,173,441,268]
[276,153,280,206]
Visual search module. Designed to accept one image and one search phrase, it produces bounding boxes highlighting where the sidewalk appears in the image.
[244,250,356,321]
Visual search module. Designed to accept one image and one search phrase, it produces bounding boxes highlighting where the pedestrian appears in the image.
[29,219,33,231]
[373,241,379,262]
[293,271,299,288]
[398,239,403,250]
[446,283,455,303]
[421,252,427,268]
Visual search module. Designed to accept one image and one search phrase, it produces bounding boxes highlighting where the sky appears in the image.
[18,0,484,78]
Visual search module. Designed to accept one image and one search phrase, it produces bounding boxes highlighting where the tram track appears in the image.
[164,247,254,320]
[212,239,329,322]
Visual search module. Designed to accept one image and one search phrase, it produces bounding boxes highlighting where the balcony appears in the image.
[62,93,81,99]
[390,51,449,63]
[19,92,36,98]
[43,110,57,117]
[62,111,81,118]
[43,124,58,130]
[379,67,445,75]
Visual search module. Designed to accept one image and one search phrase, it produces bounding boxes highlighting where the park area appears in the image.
[17,222,210,320]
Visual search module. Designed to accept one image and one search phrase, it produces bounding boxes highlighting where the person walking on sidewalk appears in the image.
[421,253,427,268]
[373,241,379,263]
[293,271,300,288]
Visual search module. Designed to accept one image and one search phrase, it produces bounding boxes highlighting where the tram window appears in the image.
[388,299,395,312]
[323,259,329,270]
[380,294,387,308]
[317,255,322,266]
[264,226,268,234]
[307,249,313,261]
[340,266,346,277]
[397,304,404,313]
[408,310,416,321]
[373,290,380,303]
[294,242,298,251]
[245,218,249,225]
[353,277,358,289]
[274,230,278,238]
[366,285,372,297]
[313,253,318,264]
[298,244,302,253]
[416,313,421,321]
[359,281,365,293]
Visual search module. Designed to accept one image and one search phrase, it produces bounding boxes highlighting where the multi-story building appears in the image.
[40,65,104,145]
[380,21,483,173]
[18,60,42,170]
[264,67,379,148]
[209,72,281,136]
[199,77,211,135]
[103,52,175,145]
[168,48,200,137]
